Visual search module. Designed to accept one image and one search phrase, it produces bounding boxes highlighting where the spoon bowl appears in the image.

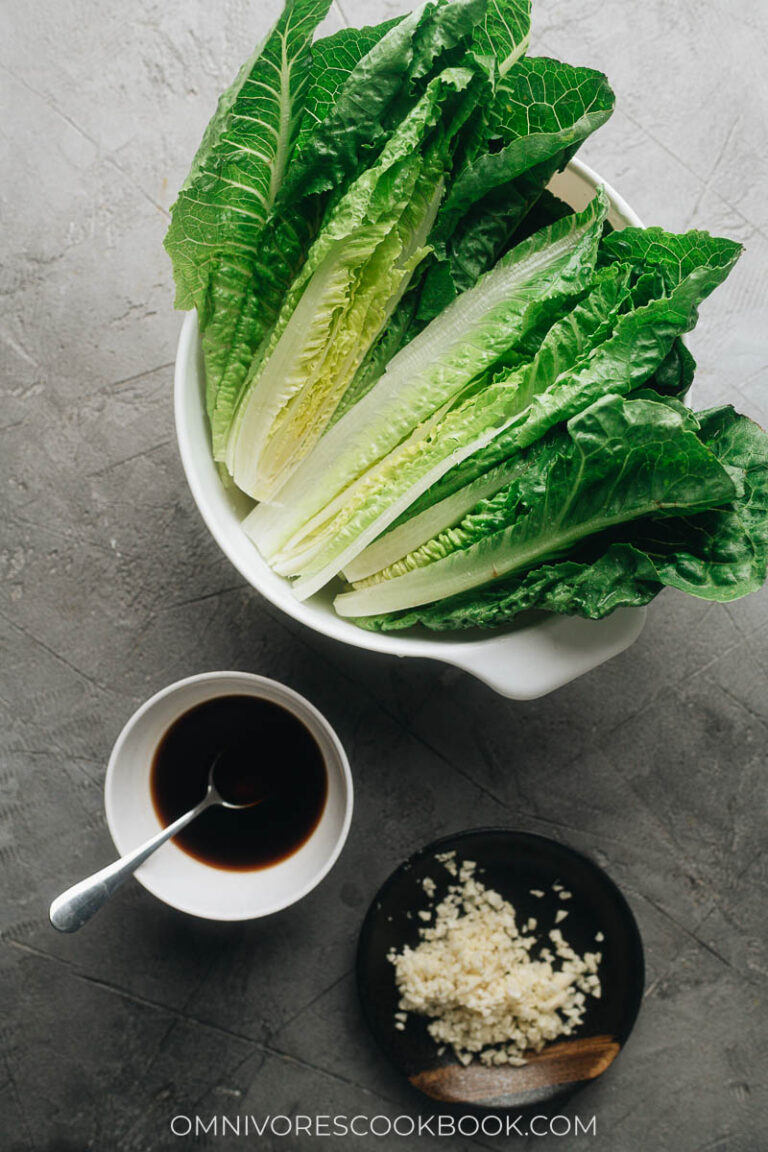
[206,750,267,811]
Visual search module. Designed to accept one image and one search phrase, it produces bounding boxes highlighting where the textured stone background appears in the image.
[2,1,767,1149]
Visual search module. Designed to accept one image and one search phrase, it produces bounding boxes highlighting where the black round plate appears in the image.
[357,828,644,1111]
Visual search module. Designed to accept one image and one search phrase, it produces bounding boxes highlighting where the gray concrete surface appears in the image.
[2,0,767,1148]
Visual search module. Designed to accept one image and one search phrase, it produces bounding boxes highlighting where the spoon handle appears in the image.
[49,799,210,933]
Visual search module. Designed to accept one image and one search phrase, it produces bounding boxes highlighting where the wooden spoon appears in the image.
[410,1034,620,1108]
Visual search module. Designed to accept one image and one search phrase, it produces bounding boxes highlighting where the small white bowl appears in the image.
[174,160,646,700]
[104,672,353,921]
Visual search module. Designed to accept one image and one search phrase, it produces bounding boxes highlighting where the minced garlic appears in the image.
[389,859,602,1067]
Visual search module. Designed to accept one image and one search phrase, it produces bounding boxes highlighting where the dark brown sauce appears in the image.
[150,695,327,871]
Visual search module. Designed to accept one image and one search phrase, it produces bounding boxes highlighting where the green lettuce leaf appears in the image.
[473,0,531,74]
[374,225,741,557]
[351,406,768,630]
[642,338,696,400]
[244,189,609,577]
[341,58,615,414]
[424,58,616,301]
[164,0,332,316]
[226,64,488,498]
[169,0,488,456]
[599,225,744,283]
[278,0,487,205]
[290,19,404,160]
[352,544,663,630]
[506,188,573,243]
[335,392,740,618]
[165,0,333,427]
[343,263,631,581]
[638,406,768,601]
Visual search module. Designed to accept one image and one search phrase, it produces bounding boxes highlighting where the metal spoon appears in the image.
[49,754,262,933]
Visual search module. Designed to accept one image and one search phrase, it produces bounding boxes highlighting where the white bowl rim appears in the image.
[104,670,354,920]
[173,159,646,700]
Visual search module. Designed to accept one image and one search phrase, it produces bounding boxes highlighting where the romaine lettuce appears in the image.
[342,226,740,582]
[335,393,743,618]
[339,57,616,419]
[349,405,768,630]
[166,0,494,457]
[225,64,489,499]
[164,0,766,635]
[244,189,609,574]
[254,213,740,598]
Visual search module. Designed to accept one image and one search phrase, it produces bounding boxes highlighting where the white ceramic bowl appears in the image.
[174,160,646,701]
[105,672,353,920]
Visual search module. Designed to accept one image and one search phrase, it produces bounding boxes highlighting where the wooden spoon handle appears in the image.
[411,1034,620,1105]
